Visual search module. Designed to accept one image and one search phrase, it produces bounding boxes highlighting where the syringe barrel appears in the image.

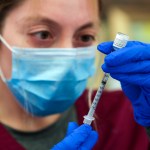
[83,32,129,125]
[87,73,109,117]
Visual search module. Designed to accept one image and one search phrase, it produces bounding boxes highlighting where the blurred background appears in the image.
[101,0,150,42]
[88,0,150,90]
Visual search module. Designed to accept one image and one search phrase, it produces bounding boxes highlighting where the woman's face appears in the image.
[0,0,100,78]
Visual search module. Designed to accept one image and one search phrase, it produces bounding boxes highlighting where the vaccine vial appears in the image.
[113,32,129,51]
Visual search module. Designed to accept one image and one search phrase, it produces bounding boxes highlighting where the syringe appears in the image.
[83,32,129,125]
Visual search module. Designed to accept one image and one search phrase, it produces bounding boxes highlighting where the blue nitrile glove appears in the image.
[51,122,98,150]
[97,41,150,127]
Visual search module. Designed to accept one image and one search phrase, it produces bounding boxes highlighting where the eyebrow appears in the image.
[76,23,95,32]
[19,16,98,31]
[19,17,61,28]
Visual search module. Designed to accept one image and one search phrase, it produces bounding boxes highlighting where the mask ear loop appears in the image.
[0,35,34,116]
[0,35,13,82]
[0,35,13,52]
[0,67,6,82]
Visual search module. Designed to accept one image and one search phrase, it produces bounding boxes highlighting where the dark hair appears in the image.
[0,0,102,32]
[0,0,24,32]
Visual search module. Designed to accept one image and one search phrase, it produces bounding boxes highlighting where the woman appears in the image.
[0,0,149,150]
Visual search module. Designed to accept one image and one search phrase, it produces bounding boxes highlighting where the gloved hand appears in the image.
[97,41,150,127]
[51,122,98,150]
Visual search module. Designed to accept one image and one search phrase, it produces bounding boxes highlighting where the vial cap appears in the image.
[113,32,129,50]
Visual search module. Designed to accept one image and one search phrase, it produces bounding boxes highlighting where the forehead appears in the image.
[6,0,99,26]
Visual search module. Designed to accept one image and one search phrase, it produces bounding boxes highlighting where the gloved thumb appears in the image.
[120,82,141,103]
[66,122,79,136]
[55,124,92,150]
[81,130,98,150]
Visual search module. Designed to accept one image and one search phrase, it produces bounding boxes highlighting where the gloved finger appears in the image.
[66,122,79,136]
[64,124,92,149]
[97,41,144,55]
[102,60,150,74]
[70,124,92,142]
[126,41,146,47]
[104,43,150,67]
[81,131,98,150]
[51,124,92,150]
[110,73,150,88]
[120,82,141,102]
[97,41,113,54]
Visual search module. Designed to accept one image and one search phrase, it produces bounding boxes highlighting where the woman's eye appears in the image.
[74,34,96,47]
[34,31,51,40]
[28,30,55,47]
[80,35,95,42]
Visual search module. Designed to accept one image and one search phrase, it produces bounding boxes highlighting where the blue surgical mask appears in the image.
[0,35,96,116]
